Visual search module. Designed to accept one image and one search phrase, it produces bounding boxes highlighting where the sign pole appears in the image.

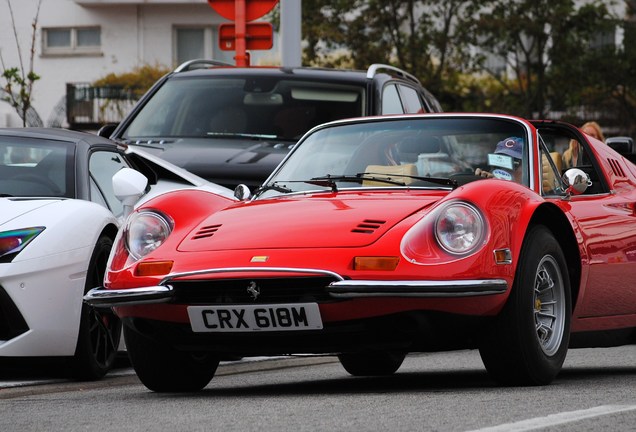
[234,0,249,66]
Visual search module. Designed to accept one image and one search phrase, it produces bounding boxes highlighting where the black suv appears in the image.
[99,60,443,190]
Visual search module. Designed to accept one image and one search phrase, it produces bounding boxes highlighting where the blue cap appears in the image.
[495,137,523,160]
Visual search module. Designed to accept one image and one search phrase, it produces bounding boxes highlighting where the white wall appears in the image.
[0,0,281,128]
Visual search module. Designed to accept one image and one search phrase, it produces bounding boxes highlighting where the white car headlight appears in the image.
[435,202,485,255]
[0,227,45,261]
[125,211,173,260]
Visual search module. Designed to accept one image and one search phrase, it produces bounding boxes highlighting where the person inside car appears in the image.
[475,136,524,184]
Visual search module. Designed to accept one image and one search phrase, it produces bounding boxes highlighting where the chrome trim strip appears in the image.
[326,279,508,298]
[157,267,345,285]
[83,267,508,306]
[84,285,174,307]
[83,267,345,307]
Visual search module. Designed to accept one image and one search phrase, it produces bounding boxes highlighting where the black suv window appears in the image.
[110,62,442,191]
[124,77,365,141]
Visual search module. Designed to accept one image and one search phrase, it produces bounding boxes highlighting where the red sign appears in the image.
[208,0,278,22]
[218,22,273,51]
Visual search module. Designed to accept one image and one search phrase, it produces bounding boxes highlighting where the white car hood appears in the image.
[0,198,59,228]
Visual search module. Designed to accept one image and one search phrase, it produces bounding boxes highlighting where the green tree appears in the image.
[301,0,484,109]
[0,0,42,127]
[471,0,616,118]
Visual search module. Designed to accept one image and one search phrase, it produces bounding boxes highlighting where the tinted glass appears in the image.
[123,77,365,141]
[0,137,74,198]
[89,150,129,216]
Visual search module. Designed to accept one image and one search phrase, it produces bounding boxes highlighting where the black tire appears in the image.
[72,236,122,380]
[124,326,219,392]
[479,225,571,386]
[338,350,406,376]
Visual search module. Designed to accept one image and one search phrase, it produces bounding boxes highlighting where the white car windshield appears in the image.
[0,138,73,198]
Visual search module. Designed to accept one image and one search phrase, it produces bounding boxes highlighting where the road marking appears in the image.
[468,405,636,432]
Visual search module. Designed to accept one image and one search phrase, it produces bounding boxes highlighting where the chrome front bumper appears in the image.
[83,267,508,307]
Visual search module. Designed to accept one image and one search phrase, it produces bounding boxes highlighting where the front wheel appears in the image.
[479,225,571,386]
[338,350,406,376]
[72,236,121,380]
[124,326,219,392]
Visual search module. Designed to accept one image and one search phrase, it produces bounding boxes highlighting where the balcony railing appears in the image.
[66,83,141,130]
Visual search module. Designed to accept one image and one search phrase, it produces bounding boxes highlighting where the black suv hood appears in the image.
[127,137,294,190]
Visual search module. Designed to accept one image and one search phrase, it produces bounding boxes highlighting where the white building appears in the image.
[0,0,282,128]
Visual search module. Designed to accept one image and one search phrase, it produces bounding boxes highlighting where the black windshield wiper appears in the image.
[362,172,458,188]
[307,174,407,192]
[253,182,294,196]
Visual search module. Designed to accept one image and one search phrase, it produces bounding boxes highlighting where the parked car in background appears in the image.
[85,113,635,392]
[98,60,443,191]
[0,128,232,380]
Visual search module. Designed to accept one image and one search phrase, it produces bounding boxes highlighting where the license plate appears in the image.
[187,303,323,332]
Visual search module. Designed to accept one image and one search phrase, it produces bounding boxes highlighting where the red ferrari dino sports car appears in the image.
[85,113,636,392]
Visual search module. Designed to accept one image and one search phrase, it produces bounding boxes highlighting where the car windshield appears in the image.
[258,116,529,198]
[0,137,74,198]
[122,76,365,141]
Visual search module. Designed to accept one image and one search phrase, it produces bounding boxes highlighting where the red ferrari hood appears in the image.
[178,192,442,251]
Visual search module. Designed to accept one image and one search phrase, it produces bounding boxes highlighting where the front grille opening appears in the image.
[171,276,339,304]
[0,285,29,340]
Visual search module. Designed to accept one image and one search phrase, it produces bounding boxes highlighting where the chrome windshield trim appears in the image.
[327,279,508,298]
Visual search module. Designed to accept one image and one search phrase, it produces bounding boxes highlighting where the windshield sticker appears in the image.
[488,153,514,170]
[492,169,513,181]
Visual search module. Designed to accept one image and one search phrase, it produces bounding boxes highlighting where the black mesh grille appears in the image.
[170,276,338,304]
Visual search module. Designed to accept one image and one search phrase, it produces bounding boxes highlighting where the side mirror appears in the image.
[97,123,118,138]
[234,184,251,200]
[562,168,591,197]
[113,168,149,217]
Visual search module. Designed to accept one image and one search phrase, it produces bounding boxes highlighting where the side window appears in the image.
[539,139,564,195]
[398,85,424,113]
[538,128,607,195]
[89,150,130,216]
[381,84,404,114]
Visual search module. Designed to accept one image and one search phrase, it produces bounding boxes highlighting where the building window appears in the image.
[42,27,101,56]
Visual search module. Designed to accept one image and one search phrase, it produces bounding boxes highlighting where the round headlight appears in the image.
[126,211,172,260]
[435,202,485,255]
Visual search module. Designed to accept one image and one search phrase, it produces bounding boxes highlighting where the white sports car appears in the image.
[0,128,233,379]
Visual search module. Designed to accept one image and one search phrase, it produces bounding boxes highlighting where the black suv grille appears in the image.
[170,276,338,304]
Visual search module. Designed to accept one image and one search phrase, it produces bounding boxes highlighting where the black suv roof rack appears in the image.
[174,59,235,73]
[366,63,420,85]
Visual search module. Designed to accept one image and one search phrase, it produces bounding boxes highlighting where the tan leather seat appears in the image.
[542,152,563,193]
[362,164,417,186]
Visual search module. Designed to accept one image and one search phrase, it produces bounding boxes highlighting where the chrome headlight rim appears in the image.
[125,210,173,261]
[434,201,487,257]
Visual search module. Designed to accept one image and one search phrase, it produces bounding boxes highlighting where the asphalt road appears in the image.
[0,346,634,431]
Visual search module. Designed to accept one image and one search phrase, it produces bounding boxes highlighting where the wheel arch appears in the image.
[99,223,119,243]
[526,203,581,310]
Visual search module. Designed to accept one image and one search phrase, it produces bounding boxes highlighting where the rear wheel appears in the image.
[338,350,406,376]
[479,225,571,385]
[72,236,121,380]
[124,326,219,392]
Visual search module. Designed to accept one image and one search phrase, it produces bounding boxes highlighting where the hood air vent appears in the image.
[607,158,626,178]
[192,224,222,240]
[351,219,386,234]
